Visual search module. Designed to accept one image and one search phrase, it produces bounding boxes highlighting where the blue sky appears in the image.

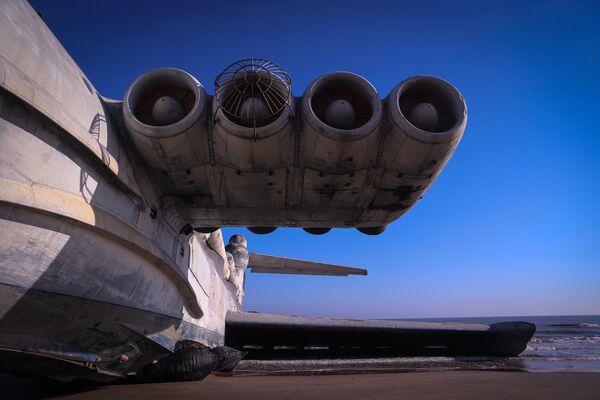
[32,0,600,318]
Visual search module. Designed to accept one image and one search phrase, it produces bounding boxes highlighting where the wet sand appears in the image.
[3,371,600,400]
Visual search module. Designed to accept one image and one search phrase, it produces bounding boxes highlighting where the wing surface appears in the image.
[248,253,367,276]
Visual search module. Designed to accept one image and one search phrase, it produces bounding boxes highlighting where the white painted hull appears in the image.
[0,1,240,381]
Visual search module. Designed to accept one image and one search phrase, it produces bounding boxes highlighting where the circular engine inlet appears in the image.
[303,72,382,140]
[214,59,292,128]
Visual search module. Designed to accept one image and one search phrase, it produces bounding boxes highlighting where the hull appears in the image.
[0,86,240,381]
[0,1,240,382]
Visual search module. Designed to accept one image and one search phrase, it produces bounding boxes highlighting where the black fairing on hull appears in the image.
[131,342,217,383]
[210,346,247,372]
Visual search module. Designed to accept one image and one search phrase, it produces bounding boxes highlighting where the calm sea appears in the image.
[233,315,600,376]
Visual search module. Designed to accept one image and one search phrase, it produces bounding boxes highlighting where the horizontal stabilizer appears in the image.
[247,253,367,276]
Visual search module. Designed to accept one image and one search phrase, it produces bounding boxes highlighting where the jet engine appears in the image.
[123,68,210,171]
[208,59,294,218]
[212,59,294,171]
[300,72,382,172]
[361,76,467,229]
[120,60,467,235]
[382,76,467,173]
[296,72,383,234]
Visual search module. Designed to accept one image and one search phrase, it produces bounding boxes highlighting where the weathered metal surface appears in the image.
[0,0,242,382]
[0,0,479,383]
[227,311,490,331]
[0,283,223,381]
[248,253,367,276]
[225,312,536,358]
[122,66,466,230]
[122,68,211,172]
[0,177,204,318]
[0,1,142,202]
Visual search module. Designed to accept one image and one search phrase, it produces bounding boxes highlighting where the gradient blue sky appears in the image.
[31,0,600,318]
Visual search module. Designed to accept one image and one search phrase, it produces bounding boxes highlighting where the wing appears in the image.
[247,253,367,276]
[225,311,537,358]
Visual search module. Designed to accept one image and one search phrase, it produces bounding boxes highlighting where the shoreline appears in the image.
[3,370,600,400]
[230,357,600,376]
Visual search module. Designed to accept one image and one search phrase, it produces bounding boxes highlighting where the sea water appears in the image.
[233,315,600,376]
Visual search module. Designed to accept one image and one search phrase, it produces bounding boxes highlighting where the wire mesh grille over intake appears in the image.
[214,58,292,128]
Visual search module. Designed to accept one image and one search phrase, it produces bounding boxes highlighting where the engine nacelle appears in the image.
[209,59,295,209]
[383,76,466,173]
[120,61,467,234]
[212,61,294,171]
[300,72,382,173]
[363,76,467,222]
[123,68,209,171]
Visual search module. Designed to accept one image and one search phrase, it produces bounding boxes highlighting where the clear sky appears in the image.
[31,0,600,318]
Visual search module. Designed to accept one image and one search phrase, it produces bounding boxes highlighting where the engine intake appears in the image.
[123,68,209,171]
[360,76,467,225]
[212,59,294,173]
[300,72,382,176]
[388,76,466,144]
[214,59,292,130]
[302,72,381,141]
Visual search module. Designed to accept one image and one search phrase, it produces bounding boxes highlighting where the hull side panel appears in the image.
[0,1,241,381]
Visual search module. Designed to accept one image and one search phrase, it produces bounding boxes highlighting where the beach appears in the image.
[3,315,600,399]
[4,371,600,400]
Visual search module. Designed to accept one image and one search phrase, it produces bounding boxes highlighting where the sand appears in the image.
[3,371,600,399]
